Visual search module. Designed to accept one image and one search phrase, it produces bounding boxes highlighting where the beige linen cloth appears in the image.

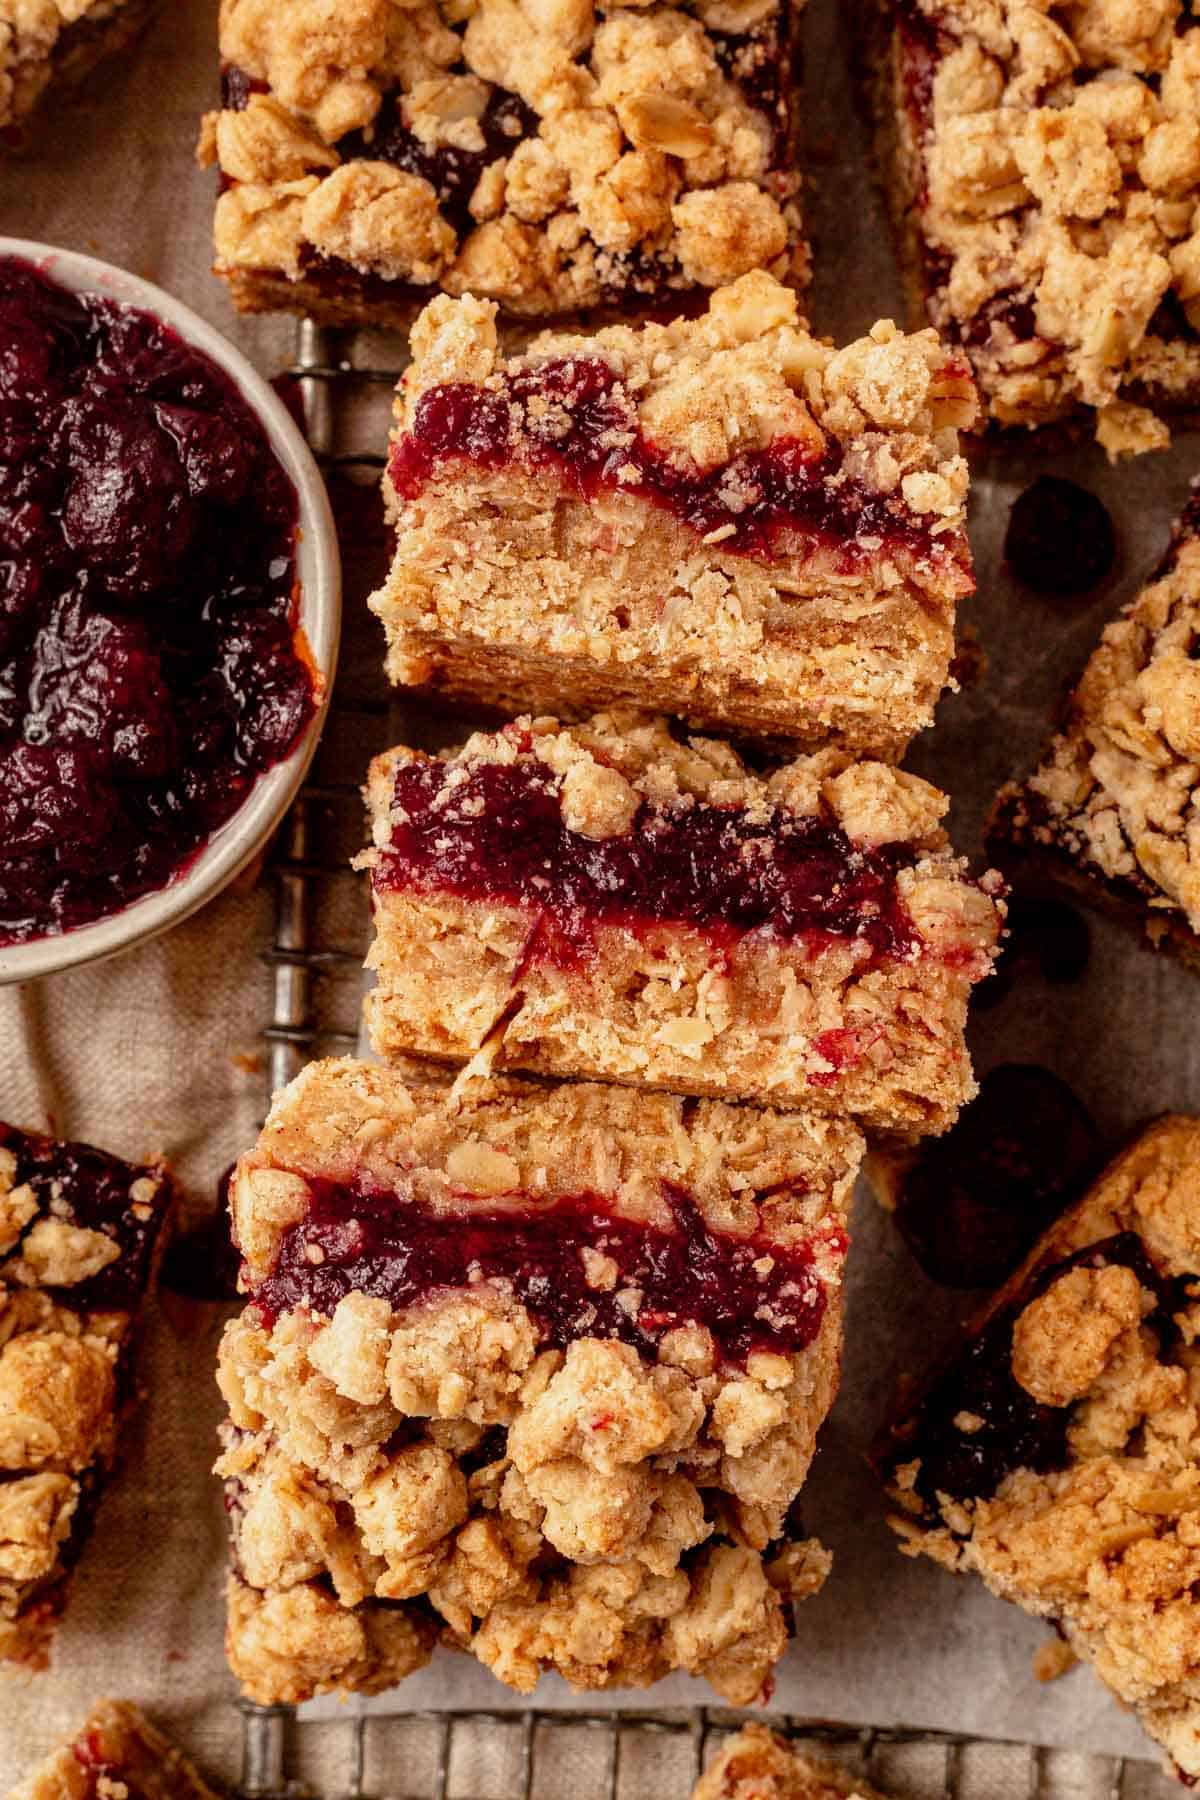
[0,3,335,1784]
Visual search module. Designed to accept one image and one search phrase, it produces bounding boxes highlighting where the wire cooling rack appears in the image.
[250,324,1181,1800]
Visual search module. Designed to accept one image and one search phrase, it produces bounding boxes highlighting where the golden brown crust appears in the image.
[359,712,1003,1134]
[692,1725,891,1800]
[880,1115,1200,1779]
[990,508,1200,959]
[201,0,808,322]
[369,278,976,755]
[7,1699,221,1800]
[220,1055,854,1705]
[883,0,1200,450]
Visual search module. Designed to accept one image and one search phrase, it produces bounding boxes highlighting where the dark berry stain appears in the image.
[388,354,973,573]
[250,1178,842,1369]
[1004,477,1116,594]
[0,255,313,946]
[893,1064,1101,1290]
[972,894,1090,1010]
[375,752,924,966]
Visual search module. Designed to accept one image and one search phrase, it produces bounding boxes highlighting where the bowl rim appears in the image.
[0,237,341,986]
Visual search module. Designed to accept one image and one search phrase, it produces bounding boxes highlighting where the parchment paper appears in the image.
[2,0,1200,1787]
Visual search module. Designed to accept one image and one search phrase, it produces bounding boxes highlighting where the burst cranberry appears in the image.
[24,594,176,778]
[0,744,116,856]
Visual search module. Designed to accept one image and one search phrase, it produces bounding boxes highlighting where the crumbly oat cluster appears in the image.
[990,500,1200,967]
[880,1115,1200,1778]
[886,0,1200,450]
[370,274,978,754]
[0,0,155,139]
[692,1724,891,1800]
[0,1124,173,1670]
[360,710,1004,1134]
[198,0,806,323]
[8,1698,220,1800]
[218,1058,860,1704]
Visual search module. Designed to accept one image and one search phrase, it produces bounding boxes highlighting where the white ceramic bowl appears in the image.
[0,239,341,984]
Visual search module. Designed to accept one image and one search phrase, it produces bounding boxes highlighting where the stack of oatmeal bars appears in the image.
[201,0,1006,1712]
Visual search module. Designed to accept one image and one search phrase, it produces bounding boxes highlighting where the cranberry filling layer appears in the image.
[375,752,922,965]
[390,355,968,569]
[0,1122,169,1314]
[250,1178,840,1367]
[892,1233,1183,1511]
[0,255,313,945]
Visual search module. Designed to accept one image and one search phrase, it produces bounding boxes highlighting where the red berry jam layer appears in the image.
[388,353,968,569]
[374,751,922,965]
[0,1122,172,1315]
[0,255,313,946]
[885,1233,1181,1510]
[248,1177,841,1368]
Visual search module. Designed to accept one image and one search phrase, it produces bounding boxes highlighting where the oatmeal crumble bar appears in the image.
[7,1698,220,1800]
[218,1056,860,1704]
[990,496,1200,971]
[876,0,1200,452]
[368,274,978,757]
[0,1122,174,1671]
[359,711,1005,1136]
[878,1114,1200,1779]
[693,1725,890,1800]
[1,0,159,145]
[197,0,807,327]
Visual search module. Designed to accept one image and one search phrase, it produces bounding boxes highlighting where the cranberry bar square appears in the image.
[877,0,1200,453]
[693,1725,891,1800]
[0,1123,174,1670]
[218,1057,860,1704]
[369,274,977,755]
[990,497,1200,970]
[8,1699,220,1800]
[361,711,1004,1136]
[1,0,159,146]
[199,0,807,328]
[878,1115,1200,1779]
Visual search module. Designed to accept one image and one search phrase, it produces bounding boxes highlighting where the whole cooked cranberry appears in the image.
[24,594,177,778]
[156,402,253,505]
[892,1064,1101,1288]
[1004,476,1116,594]
[58,395,197,598]
[216,616,313,766]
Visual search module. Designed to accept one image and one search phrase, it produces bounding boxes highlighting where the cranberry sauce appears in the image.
[0,255,313,945]
[887,1232,1182,1511]
[251,1177,841,1367]
[375,751,922,965]
[390,354,967,569]
[0,1121,172,1313]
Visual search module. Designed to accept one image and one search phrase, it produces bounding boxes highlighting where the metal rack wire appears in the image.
[250,324,1178,1800]
[237,1698,1176,1800]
